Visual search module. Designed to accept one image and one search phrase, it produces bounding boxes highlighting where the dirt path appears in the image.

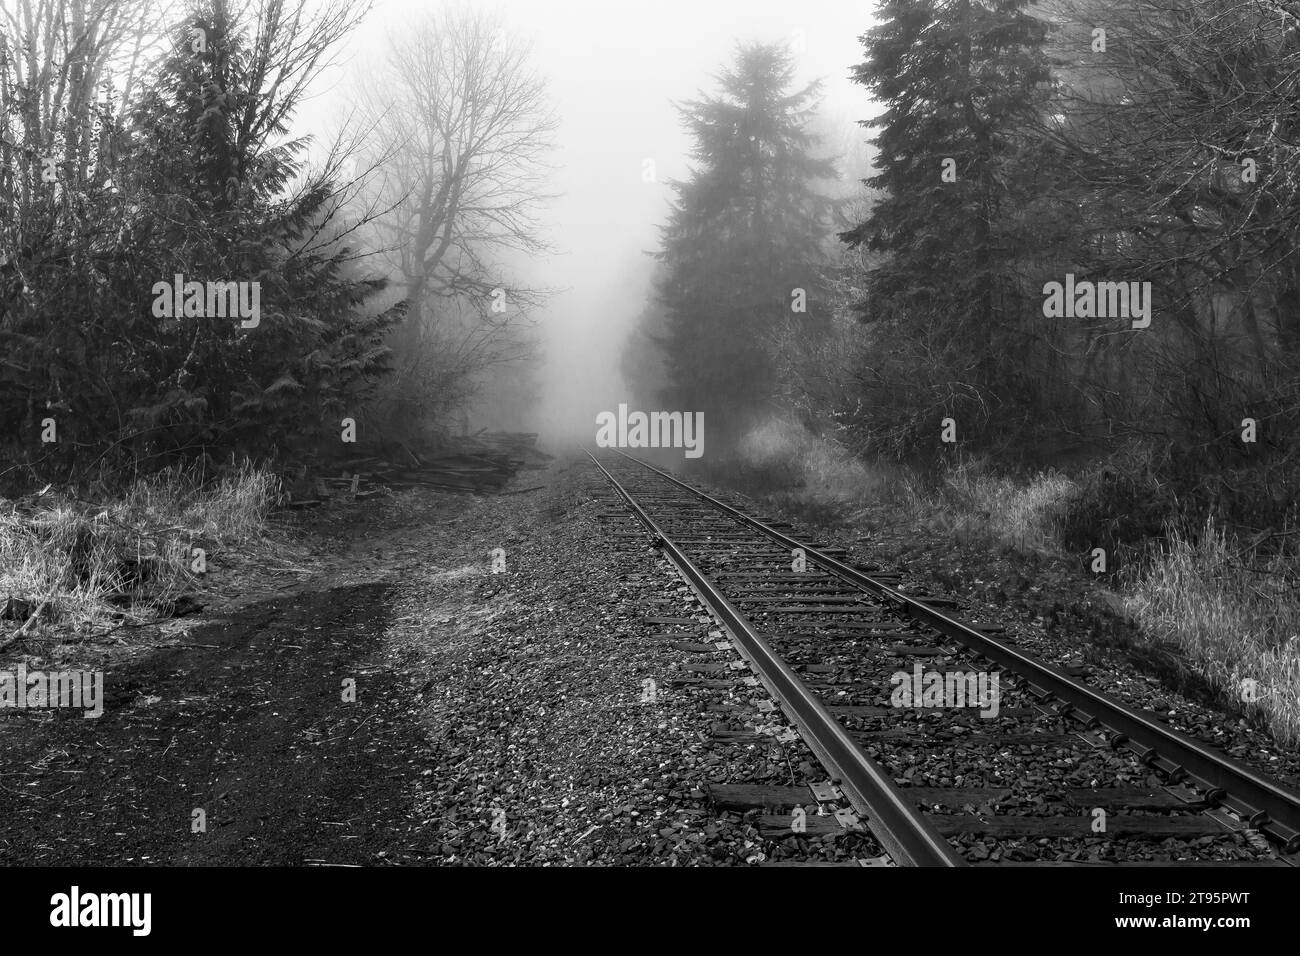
[1,579,439,865]
[0,482,492,866]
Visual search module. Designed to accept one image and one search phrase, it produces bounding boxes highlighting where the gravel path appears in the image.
[385,459,878,864]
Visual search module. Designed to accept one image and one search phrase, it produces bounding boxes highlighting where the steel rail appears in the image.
[614,450,1300,853]
[587,450,964,867]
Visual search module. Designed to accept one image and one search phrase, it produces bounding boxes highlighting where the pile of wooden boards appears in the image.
[289,431,551,506]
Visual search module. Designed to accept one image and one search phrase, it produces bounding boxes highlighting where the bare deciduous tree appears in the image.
[348,3,557,435]
[0,0,168,225]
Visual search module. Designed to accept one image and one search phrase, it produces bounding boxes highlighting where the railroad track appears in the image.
[587,449,1300,867]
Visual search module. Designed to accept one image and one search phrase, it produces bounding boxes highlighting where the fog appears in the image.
[297,0,877,450]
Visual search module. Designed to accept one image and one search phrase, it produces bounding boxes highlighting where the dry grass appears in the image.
[1,460,282,637]
[737,420,1077,550]
[1126,519,1300,746]
[121,459,281,539]
[938,461,1078,553]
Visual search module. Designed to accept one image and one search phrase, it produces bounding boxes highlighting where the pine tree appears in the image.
[842,0,1054,455]
[655,43,835,441]
[111,2,401,463]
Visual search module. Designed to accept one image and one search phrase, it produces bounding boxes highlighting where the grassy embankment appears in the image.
[1,460,281,647]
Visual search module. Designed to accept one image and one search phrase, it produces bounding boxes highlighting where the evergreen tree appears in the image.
[114,1,401,463]
[656,43,834,441]
[1,0,397,477]
[842,0,1056,456]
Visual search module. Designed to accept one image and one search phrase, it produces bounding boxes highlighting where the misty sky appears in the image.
[301,0,879,441]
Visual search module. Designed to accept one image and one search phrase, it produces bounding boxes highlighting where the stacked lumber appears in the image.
[286,432,552,507]
[456,430,553,469]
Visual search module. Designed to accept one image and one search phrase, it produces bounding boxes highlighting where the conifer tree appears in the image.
[656,43,834,441]
[842,0,1054,454]
[112,0,399,463]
